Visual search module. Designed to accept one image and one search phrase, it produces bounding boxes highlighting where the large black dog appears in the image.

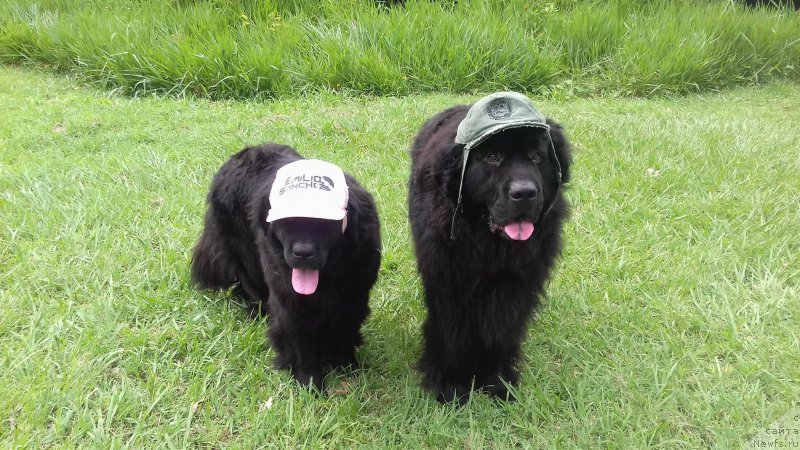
[191,143,381,391]
[408,93,571,403]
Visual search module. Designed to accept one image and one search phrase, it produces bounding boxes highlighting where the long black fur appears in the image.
[191,143,381,391]
[408,105,572,403]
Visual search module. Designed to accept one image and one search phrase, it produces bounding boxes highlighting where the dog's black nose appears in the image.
[291,242,316,259]
[508,181,537,201]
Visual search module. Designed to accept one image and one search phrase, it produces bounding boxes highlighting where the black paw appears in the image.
[294,369,325,392]
[481,370,518,402]
[484,382,517,402]
[434,382,472,406]
[272,355,291,371]
[328,351,359,371]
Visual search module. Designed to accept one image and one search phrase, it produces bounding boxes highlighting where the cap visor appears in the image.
[266,205,346,223]
[464,120,550,150]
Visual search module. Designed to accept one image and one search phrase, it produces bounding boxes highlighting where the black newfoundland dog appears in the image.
[191,143,381,391]
[408,92,572,403]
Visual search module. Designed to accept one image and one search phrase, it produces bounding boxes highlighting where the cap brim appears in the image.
[462,120,550,150]
[266,205,346,223]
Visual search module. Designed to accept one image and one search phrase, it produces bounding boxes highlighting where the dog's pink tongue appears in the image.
[503,221,535,241]
[291,269,319,295]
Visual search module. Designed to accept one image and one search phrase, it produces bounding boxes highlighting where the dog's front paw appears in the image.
[272,354,291,371]
[294,368,324,392]
[433,381,473,406]
[480,370,518,402]
[483,381,516,402]
[328,350,358,371]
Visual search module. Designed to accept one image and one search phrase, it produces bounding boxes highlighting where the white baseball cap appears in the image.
[266,159,349,224]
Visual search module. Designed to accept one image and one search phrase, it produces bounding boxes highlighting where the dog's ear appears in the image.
[439,143,466,202]
[546,119,572,184]
[343,199,359,238]
[342,180,366,240]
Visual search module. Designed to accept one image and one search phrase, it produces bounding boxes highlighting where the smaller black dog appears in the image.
[191,143,381,391]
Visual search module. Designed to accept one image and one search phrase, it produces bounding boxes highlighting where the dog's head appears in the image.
[459,122,570,241]
[269,217,345,295]
[264,158,351,295]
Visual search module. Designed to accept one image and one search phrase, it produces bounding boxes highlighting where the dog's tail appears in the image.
[190,228,236,290]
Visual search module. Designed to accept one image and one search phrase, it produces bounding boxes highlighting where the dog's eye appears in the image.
[486,153,500,164]
[531,152,543,163]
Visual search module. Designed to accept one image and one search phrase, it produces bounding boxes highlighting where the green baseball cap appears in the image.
[455,91,549,150]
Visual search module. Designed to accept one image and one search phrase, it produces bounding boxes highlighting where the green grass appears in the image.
[1,0,799,99]
[1,67,799,448]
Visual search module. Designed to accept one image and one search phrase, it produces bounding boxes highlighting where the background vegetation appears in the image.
[1,0,799,99]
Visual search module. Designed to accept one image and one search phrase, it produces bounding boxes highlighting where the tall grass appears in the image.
[1,0,798,98]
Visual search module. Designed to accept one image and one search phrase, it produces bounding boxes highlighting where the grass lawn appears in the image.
[1,67,798,448]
